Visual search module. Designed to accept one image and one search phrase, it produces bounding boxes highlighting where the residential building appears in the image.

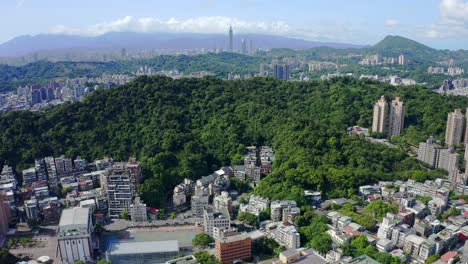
[372,96,388,133]
[403,234,426,259]
[398,54,406,65]
[418,239,435,262]
[391,224,416,247]
[74,156,87,172]
[203,209,230,238]
[104,163,134,218]
[55,155,74,177]
[22,167,37,185]
[445,109,464,146]
[376,238,393,252]
[326,229,353,246]
[274,222,301,249]
[173,179,194,208]
[45,156,58,187]
[191,194,209,218]
[130,196,147,222]
[274,65,290,80]
[126,158,142,193]
[214,191,232,215]
[271,200,297,222]
[25,198,38,219]
[417,137,440,167]
[282,206,301,224]
[57,207,95,264]
[215,232,252,264]
[239,195,269,216]
[389,97,404,136]
[35,158,48,181]
[437,147,460,174]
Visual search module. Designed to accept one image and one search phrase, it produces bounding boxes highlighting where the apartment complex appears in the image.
[389,97,405,136]
[372,96,389,133]
[445,109,464,146]
[103,163,135,218]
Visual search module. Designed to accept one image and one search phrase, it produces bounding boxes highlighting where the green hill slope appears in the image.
[1,76,466,206]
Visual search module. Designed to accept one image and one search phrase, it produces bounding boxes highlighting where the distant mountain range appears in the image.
[0,32,368,57]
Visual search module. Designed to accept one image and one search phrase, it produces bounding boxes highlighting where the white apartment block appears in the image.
[372,96,388,133]
[203,209,230,238]
[273,222,301,249]
[445,109,464,146]
[104,163,134,219]
[389,97,404,137]
[130,196,147,222]
[191,194,209,217]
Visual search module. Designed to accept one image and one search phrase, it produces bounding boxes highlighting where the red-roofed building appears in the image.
[459,199,466,205]
[343,225,363,237]
[440,251,457,263]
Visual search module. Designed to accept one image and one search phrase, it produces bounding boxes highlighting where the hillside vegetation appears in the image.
[1,76,467,206]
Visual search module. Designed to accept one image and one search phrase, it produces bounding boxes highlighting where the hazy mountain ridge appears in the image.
[0,32,368,57]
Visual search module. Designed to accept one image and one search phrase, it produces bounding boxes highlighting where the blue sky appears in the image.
[2,0,468,50]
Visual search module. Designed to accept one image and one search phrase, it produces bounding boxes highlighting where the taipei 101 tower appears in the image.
[228,25,233,52]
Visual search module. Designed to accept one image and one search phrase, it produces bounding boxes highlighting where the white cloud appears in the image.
[440,0,468,23]
[49,16,293,36]
[385,19,400,27]
[16,0,25,8]
[48,16,363,43]
[422,0,468,38]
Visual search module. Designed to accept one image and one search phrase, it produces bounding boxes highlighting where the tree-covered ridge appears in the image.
[1,76,468,207]
[0,53,263,92]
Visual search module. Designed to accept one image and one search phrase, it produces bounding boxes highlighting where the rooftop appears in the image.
[58,207,90,229]
[349,254,380,264]
[216,232,250,243]
[108,240,179,255]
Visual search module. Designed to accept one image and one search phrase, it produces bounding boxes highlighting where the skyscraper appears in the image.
[273,65,290,80]
[249,39,253,55]
[372,96,388,133]
[228,25,233,52]
[445,109,464,146]
[241,39,247,55]
[389,97,405,136]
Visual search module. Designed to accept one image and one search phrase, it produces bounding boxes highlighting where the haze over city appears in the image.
[0,0,467,49]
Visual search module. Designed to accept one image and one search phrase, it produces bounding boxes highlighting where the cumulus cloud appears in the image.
[49,16,293,36]
[422,0,468,38]
[16,0,25,8]
[385,19,400,27]
[48,15,361,43]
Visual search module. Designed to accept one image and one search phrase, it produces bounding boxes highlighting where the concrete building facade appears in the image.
[372,96,389,133]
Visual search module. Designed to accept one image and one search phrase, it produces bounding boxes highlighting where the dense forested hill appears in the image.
[1,76,467,207]
[0,53,262,92]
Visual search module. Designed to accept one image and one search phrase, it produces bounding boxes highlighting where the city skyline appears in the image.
[0,0,467,50]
